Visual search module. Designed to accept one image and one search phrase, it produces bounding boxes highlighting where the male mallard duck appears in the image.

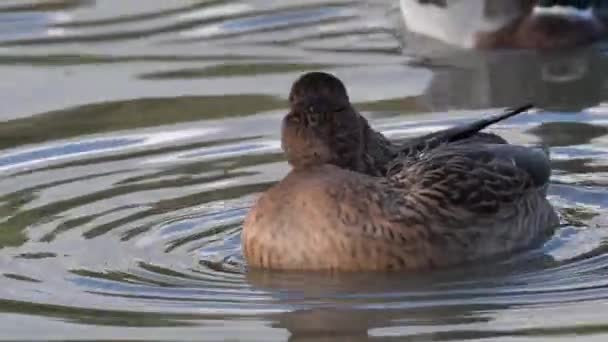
[242,72,560,272]
[400,0,607,49]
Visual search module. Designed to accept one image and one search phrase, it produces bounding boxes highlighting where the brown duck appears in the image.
[242,71,560,272]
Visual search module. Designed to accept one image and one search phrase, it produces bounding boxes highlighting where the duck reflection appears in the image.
[244,263,541,341]
[413,47,608,112]
[260,306,502,342]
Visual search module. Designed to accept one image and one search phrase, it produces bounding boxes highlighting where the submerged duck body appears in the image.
[242,72,560,272]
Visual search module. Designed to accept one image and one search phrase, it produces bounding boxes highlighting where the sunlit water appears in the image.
[2,1,608,341]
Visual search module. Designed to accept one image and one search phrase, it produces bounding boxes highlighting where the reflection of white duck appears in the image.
[420,48,607,112]
[400,0,607,49]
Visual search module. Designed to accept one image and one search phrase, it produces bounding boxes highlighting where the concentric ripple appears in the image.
[2,0,608,341]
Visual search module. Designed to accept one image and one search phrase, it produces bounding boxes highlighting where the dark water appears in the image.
[2,0,608,341]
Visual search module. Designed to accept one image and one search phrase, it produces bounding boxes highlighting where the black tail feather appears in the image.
[400,104,534,154]
[448,104,533,142]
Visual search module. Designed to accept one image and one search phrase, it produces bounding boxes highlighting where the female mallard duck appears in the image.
[242,72,560,272]
[401,0,607,49]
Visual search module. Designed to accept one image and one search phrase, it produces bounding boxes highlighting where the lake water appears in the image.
[2,0,608,341]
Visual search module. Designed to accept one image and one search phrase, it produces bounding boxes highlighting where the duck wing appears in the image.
[388,142,552,216]
[370,142,557,269]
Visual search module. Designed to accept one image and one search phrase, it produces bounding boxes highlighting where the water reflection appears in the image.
[0,95,282,150]
[0,10,71,41]
[246,243,608,340]
[414,47,608,112]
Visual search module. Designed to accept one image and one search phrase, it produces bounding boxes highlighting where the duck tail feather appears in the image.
[449,104,534,141]
[399,104,534,155]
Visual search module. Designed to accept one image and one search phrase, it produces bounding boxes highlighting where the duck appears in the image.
[400,0,607,50]
[242,71,560,272]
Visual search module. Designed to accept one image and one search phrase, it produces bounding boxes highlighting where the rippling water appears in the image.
[2,0,608,341]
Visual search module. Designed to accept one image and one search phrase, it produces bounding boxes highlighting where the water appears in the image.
[1,0,608,340]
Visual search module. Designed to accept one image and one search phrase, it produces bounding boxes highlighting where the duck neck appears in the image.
[358,118,398,176]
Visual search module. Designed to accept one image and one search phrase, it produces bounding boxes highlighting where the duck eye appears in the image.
[307,112,321,127]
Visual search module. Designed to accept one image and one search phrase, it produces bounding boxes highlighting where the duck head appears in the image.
[281,72,367,171]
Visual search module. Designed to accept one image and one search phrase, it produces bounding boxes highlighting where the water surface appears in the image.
[2,0,608,341]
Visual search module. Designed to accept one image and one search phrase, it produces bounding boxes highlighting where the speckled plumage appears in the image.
[242,72,559,272]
